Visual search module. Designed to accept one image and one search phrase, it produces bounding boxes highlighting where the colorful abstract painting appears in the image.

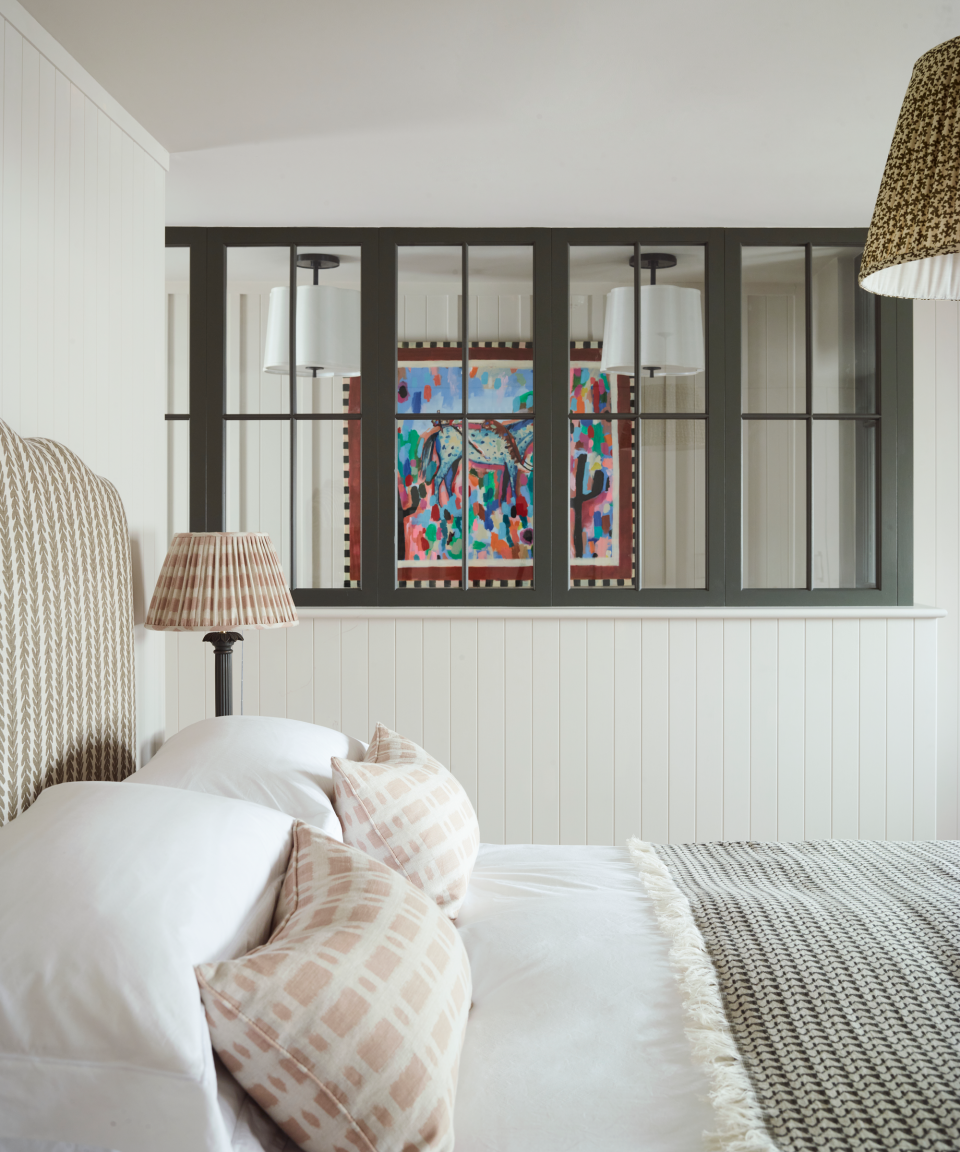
[569,365,614,414]
[570,419,616,561]
[396,347,535,585]
[397,418,534,583]
[396,364,533,415]
[569,357,634,584]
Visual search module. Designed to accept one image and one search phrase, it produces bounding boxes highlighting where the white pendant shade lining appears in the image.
[859,252,960,300]
[600,285,705,377]
[263,284,361,377]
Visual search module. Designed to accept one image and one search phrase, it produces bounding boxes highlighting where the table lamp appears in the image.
[146,532,297,716]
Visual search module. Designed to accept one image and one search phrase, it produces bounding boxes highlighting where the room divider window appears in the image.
[221,244,363,591]
[723,229,911,607]
[566,243,707,592]
[164,244,190,547]
[394,244,535,590]
[166,227,912,607]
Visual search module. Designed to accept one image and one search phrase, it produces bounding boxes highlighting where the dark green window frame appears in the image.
[165,226,912,608]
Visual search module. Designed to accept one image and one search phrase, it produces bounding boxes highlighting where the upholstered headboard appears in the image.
[0,419,135,825]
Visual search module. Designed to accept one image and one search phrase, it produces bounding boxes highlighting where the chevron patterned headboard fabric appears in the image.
[0,419,136,825]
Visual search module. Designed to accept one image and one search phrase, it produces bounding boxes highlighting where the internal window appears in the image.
[741,246,877,590]
[567,245,707,590]
[164,228,911,607]
[395,245,534,589]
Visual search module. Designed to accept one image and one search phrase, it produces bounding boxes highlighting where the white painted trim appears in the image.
[295,605,947,621]
[0,0,169,170]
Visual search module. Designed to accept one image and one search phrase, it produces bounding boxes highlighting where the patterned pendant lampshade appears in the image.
[860,36,960,298]
[145,533,297,632]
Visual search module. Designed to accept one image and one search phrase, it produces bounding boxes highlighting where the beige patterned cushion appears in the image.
[195,822,471,1152]
[332,725,480,919]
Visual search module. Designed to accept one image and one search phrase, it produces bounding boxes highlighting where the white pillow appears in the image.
[0,781,295,1152]
[128,716,365,841]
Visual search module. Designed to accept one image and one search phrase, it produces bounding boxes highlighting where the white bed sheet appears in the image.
[452,843,713,1152]
[0,844,711,1152]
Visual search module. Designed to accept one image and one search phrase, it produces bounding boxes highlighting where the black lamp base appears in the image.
[202,631,244,717]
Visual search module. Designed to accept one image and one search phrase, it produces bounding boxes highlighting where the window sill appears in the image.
[293,605,946,621]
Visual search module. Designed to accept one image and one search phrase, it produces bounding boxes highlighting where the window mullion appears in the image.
[804,242,813,592]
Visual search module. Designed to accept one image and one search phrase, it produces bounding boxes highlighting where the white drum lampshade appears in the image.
[600,285,705,377]
[263,285,361,377]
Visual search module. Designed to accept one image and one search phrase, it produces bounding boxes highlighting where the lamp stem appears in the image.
[203,631,244,717]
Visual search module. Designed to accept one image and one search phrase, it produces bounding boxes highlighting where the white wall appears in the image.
[165,609,939,844]
[914,300,960,839]
[0,0,168,765]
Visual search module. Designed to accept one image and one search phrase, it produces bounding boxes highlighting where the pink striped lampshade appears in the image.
[145,533,297,632]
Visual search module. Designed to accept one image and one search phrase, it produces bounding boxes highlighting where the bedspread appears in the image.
[646,839,960,1152]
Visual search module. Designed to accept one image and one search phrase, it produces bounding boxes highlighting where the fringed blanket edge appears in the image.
[627,837,779,1152]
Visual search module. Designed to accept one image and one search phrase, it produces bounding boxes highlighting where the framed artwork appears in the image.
[396,344,534,587]
[344,377,361,585]
[568,347,635,586]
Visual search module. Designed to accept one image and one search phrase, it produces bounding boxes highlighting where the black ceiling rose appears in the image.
[296,253,340,271]
[629,252,677,271]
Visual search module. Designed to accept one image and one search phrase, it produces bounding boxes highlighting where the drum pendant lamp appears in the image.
[601,253,705,377]
[263,253,361,376]
[860,36,960,299]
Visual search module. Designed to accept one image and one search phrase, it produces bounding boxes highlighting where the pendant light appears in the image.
[860,36,960,299]
[263,253,361,376]
[600,254,705,377]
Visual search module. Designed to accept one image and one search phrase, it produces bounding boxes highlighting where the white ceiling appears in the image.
[20,0,960,228]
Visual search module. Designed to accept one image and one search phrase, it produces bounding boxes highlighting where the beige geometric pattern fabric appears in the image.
[861,35,960,282]
[145,532,297,631]
[196,822,471,1152]
[332,725,480,919]
[0,419,135,826]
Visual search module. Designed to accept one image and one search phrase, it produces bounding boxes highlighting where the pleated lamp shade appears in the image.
[860,36,960,299]
[263,285,361,377]
[600,285,705,377]
[145,533,297,632]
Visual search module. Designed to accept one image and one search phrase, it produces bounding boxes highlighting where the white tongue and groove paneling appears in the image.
[0,4,167,767]
[163,610,940,844]
[912,300,959,840]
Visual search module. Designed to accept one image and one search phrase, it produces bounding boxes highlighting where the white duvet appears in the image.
[0,843,710,1152]
[453,844,713,1152]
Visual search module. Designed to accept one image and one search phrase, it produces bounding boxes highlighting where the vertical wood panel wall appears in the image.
[165,612,939,844]
[0,5,168,764]
[914,300,960,839]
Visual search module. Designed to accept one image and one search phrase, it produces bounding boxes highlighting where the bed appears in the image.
[0,417,958,1152]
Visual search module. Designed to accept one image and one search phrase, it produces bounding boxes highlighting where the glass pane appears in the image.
[397,247,462,415]
[641,420,706,588]
[226,247,291,414]
[165,246,190,547]
[467,417,534,586]
[569,245,633,414]
[811,247,876,414]
[294,245,362,413]
[225,418,291,584]
[638,246,706,414]
[742,420,806,588]
[296,420,359,589]
[570,418,636,588]
[812,420,877,588]
[397,419,463,588]
[165,247,189,415]
[467,246,533,414]
[742,247,806,414]
[166,419,189,546]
